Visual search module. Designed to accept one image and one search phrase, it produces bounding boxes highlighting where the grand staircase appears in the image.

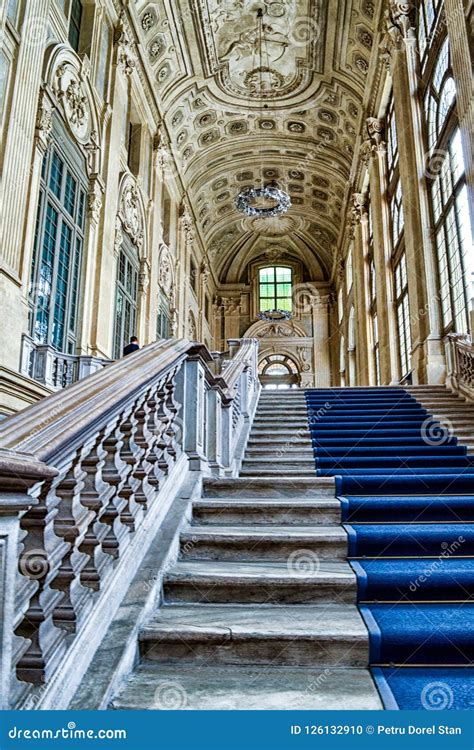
[111,389,382,710]
[109,384,474,711]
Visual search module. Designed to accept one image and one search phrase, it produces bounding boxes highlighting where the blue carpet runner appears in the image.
[305,387,474,711]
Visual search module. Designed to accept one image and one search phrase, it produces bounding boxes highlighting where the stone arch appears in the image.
[243,319,307,339]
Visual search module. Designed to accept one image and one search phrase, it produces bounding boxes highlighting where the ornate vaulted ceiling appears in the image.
[134,0,382,281]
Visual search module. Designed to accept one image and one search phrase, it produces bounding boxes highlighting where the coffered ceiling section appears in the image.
[135,0,380,280]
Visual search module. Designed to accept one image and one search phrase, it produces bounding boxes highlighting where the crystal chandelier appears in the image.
[235,185,291,217]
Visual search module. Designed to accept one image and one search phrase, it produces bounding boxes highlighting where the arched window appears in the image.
[113,237,139,359]
[29,119,87,354]
[258,266,292,312]
[422,34,471,334]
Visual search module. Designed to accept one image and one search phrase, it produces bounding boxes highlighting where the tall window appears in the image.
[29,130,86,353]
[394,254,412,378]
[68,0,83,52]
[423,36,471,333]
[156,290,171,340]
[387,94,411,377]
[259,266,292,312]
[114,239,139,359]
[417,0,444,69]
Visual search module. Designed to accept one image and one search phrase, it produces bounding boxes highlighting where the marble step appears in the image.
[110,663,382,710]
[163,560,354,604]
[202,476,334,498]
[192,497,341,525]
[239,467,317,477]
[247,437,311,445]
[244,446,314,455]
[138,604,369,667]
[179,524,347,561]
[253,419,310,427]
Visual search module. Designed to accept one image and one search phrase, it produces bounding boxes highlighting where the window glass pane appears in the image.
[49,151,63,199]
[450,128,465,183]
[64,171,77,217]
[69,238,82,332]
[78,189,85,229]
[275,266,292,282]
[52,221,72,349]
[259,267,274,283]
[68,0,83,52]
[439,77,456,128]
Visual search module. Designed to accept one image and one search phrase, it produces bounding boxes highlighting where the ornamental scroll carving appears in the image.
[44,46,101,174]
[53,62,91,144]
[116,174,147,254]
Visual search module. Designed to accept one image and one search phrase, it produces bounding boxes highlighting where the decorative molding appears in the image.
[114,13,137,76]
[158,244,174,294]
[35,88,53,149]
[44,45,101,174]
[116,173,146,252]
[87,177,103,225]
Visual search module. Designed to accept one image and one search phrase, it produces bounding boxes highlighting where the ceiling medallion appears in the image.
[236,186,291,218]
[257,309,292,322]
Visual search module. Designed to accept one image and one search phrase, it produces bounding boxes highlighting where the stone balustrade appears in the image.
[21,335,110,390]
[0,337,260,709]
[446,334,474,402]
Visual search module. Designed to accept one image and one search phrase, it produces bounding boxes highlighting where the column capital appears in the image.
[389,1,417,38]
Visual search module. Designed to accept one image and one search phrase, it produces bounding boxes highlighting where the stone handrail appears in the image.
[0,337,260,708]
[446,334,474,402]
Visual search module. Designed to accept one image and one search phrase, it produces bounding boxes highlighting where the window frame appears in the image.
[29,129,87,354]
[113,235,139,359]
[258,265,293,312]
[421,32,471,335]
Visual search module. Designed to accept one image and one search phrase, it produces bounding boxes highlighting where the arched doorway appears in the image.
[258,354,300,389]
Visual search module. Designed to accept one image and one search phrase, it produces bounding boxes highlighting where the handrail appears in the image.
[0,339,190,460]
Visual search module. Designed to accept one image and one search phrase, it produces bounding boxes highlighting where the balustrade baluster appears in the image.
[78,428,116,590]
[100,415,130,558]
[131,388,157,511]
[50,452,92,633]
[15,480,68,683]
[117,403,143,532]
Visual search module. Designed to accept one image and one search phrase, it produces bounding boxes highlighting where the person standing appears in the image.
[123,336,139,356]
